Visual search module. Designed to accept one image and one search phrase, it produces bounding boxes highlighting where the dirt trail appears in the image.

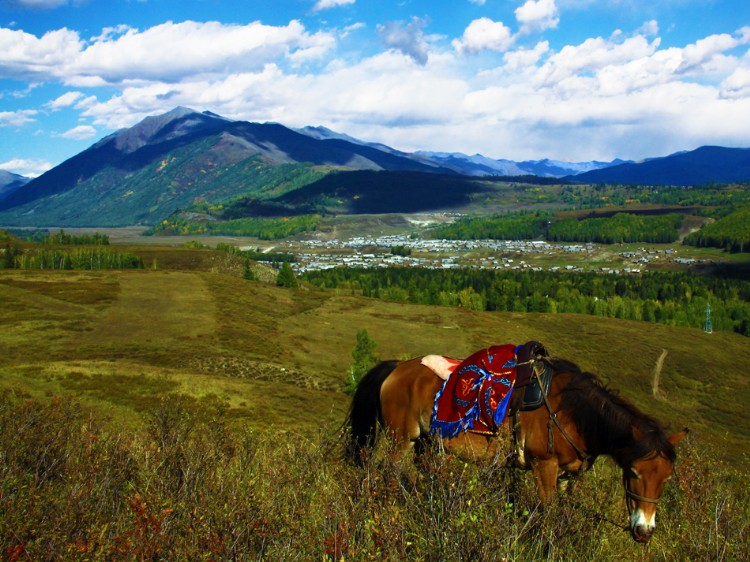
[652,348,668,399]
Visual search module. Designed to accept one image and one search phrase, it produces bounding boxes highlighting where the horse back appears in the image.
[380,357,443,442]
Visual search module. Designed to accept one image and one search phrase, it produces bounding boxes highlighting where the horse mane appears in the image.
[550,357,676,467]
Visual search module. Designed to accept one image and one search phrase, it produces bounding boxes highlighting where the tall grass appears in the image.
[1,390,747,561]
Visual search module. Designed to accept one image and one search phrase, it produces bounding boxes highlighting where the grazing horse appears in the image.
[345,351,687,543]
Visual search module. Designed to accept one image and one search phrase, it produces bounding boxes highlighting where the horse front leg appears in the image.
[531,457,560,503]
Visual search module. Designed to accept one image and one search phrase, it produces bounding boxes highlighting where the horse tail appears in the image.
[345,359,400,465]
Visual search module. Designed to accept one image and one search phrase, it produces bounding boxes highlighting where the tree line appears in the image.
[3,228,110,245]
[431,211,684,244]
[7,248,143,270]
[302,267,750,336]
[683,206,750,253]
[146,214,321,239]
[547,212,683,244]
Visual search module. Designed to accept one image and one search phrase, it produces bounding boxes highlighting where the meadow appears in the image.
[1,244,749,560]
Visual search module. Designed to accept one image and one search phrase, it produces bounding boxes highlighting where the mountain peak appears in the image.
[96,106,229,154]
[0,170,31,203]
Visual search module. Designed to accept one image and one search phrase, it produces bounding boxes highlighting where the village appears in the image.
[259,234,689,275]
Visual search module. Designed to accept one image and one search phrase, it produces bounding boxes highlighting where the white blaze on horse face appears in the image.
[631,507,656,536]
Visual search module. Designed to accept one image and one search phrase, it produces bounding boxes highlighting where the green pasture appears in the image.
[1,257,749,469]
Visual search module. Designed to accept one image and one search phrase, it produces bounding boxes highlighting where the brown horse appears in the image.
[345,353,687,543]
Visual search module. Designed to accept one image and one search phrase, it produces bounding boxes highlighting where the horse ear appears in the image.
[668,428,689,447]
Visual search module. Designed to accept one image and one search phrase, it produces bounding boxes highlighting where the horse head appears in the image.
[623,429,688,543]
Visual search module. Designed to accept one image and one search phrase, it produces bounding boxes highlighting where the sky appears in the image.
[1,0,750,177]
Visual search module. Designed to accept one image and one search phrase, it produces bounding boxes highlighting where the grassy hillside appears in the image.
[2,251,749,559]
[1,256,748,466]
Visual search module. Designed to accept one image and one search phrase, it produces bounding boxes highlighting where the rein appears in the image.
[533,359,665,518]
[532,359,593,470]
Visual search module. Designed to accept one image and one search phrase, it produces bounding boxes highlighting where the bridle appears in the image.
[623,474,663,518]
[529,357,665,522]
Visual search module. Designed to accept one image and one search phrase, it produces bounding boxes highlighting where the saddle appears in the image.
[428,341,552,438]
[511,340,552,412]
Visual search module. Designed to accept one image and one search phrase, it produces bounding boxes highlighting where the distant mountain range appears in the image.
[0,170,30,203]
[0,106,748,227]
[570,146,750,185]
[293,124,628,177]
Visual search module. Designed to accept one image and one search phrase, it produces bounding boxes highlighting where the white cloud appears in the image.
[58,124,96,139]
[377,18,430,65]
[0,109,37,127]
[74,20,335,83]
[515,0,560,35]
[0,27,83,80]
[721,66,750,99]
[638,20,659,37]
[312,0,355,12]
[0,20,335,85]
[453,18,514,55]
[5,0,70,8]
[0,158,52,177]
[503,41,550,71]
[677,32,746,74]
[4,13,750,163]
[535,35,660,86]
[47,90,84,110]
[67,18,750,161]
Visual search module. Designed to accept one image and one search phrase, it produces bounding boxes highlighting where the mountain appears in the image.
[296,128,627,177]
[414,152,629,177]
[0,107,456,226]
[570,146,750,186]
[413,152,527,176]
[2,106,748,228]
[518,157,632,177]
[0,170,30,203]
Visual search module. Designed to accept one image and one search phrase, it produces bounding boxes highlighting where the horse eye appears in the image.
[630,467,640,479]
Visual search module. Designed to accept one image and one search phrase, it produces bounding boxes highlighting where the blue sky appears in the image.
[1,0,749,177]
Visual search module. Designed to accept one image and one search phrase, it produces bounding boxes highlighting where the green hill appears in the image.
[1,257,748,468]
[2,248,749,560]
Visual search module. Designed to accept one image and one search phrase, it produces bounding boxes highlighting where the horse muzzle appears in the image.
[630,511,656,543]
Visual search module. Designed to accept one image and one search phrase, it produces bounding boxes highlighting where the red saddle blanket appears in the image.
[430,344,518,437]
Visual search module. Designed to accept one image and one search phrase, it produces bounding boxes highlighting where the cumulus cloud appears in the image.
[503,41,550,71]
[721,66,750,98]
[312,0,355,11]
[0,27,84,80]
[58,124,96,139]
[377,17,430,65]
[515,0,560,35]
[57,18,750,161]
[535,34,660,86]
[0,158,52,177]
[47,90,84,110]
[0,109,37,127]
[0,20,335,84]
[453,18,514,55]
[4,11,750,163]
[677,32,746,74]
